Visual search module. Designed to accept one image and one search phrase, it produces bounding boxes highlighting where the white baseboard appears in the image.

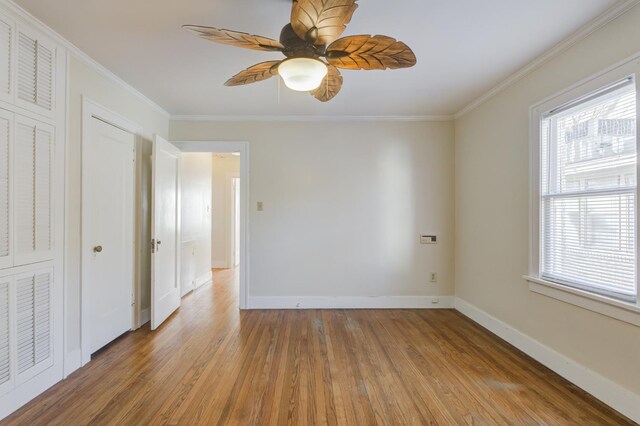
[248,296,454,310]
[195,271,212,289]
[454,298,640,423]
[140,308,150,326]
[63,348,82,379]
[212,260,228,269]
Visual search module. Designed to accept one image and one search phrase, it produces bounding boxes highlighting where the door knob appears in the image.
[93,245,103,253]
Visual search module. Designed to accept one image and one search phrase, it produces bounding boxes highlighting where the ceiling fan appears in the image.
[183,0,417,102]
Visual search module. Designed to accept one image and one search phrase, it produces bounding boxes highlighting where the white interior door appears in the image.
[151,135,181,330]
[85,117,135,354]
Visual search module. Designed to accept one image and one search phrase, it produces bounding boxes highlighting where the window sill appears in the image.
[523,276,640,327]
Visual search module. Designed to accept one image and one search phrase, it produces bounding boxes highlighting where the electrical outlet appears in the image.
[257,201,264,211]
[430,272,437,283]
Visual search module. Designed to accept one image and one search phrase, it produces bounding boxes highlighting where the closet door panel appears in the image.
[14,25,55,118]
[14,267,53,385]
[13,115,53,266]
[0,109,12,270]
[0,5,63,418]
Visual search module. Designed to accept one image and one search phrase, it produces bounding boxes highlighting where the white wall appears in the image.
[454,5,640,397]
[67,56,169,366]
[180,153,212,294]
[211,155,240,268]
[171,121,455,302]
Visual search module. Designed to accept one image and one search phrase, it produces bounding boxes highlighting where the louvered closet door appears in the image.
[14,115,53,266]
[0,274,12,397]
[15,25,54,118]
[0,13,13,103]
[14,267,53,385]
[0,110,12,270]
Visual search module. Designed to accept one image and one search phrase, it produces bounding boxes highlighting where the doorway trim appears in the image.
[229,174,241,268]
[173,141,250,309]
[81,97,142,366]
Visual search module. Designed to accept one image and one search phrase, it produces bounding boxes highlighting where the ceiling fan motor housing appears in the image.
[280,24,325,59]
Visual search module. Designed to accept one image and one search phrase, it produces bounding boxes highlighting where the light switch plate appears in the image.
[257,201,264,211]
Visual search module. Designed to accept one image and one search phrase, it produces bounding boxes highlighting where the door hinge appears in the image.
[151,238,156,253]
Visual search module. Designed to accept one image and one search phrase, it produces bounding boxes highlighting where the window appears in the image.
[537,76,638,304]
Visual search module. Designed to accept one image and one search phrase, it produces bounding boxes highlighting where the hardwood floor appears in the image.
[3,268,633,425]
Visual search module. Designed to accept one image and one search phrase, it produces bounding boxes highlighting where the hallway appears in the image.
[3,269,630,425]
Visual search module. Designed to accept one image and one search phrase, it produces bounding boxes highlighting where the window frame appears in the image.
[526,55,640,326]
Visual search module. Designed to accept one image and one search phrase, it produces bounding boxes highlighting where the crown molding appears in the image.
[454,0,640,119]
[170,114,454,123]
[6,0,633,124]
[0,0,171,120]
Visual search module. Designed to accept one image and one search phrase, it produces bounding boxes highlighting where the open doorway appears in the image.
[169,141,249,310]
[177,152,242,306]
[208,153,241,306]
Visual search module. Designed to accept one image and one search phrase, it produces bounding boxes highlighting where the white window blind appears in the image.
[540,78,638,302]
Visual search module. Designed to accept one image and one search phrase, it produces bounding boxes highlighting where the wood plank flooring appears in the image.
[3,268,634,425]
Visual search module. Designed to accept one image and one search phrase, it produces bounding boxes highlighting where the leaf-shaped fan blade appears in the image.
[311,65,343,102]
[326,35,417,70]
[225,61,282,86]
[183,25,284,52]
[291,0,358,46]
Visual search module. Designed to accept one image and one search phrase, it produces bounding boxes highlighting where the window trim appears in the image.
[527,55,640,326]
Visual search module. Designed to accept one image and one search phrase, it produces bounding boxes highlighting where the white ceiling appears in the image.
[15,0,620,117]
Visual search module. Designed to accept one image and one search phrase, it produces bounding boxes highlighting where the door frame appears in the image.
[173,141,250,310]
[229,175,241,268]
[80,97,141,366]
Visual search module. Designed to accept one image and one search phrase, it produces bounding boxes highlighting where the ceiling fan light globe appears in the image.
[278,58,328,92]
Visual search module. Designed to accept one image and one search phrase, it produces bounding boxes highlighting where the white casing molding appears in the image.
[63,349,81,380]
[454,298,640,423]
[248,296,455,310]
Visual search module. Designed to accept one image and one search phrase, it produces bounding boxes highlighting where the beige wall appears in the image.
[211,155,240,268]
[454,5,640,395]
[67,56,169,358]
[180,153,212,293]
[171,121,455,298]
